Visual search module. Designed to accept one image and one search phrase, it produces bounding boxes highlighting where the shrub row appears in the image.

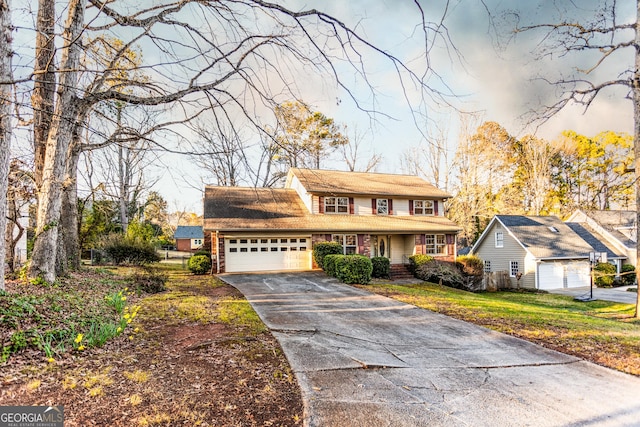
[318,253,372,284]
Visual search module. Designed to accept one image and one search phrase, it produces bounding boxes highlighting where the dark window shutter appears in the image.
[409,200,414,215]
[388,199,393,215]
[357,234,365,254]
[434,200,439,216]
[319,196,324,214]
[371,198,377,215]
[349,197,354,215]
[325,234,332,242]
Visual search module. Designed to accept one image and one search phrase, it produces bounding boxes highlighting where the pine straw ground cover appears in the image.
[360,282,640,376]
[0,265,302,426]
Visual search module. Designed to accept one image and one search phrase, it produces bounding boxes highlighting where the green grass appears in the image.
[216,297,267,334]
[364,282,640,375]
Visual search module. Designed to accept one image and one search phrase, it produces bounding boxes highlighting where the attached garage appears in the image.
[224,236,312,273]
[537,261,590,290]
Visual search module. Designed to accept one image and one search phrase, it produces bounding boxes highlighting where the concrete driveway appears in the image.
[220,272,640,427]
[546,285,638,304]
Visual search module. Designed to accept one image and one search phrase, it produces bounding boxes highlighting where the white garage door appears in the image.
[538,261,590,290]
[225,236,312,273]
[538,262,564,290]
[565,261,590,288]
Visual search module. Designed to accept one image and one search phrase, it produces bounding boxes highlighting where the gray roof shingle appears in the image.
[174,225,203,239]
[288,168,452,198]
[497,215,595,259]
[204,186,460,233]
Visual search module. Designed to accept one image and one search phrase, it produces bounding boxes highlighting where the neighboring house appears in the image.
[471,215,598,290]
[174,226,204,252]
[565,210,635,272]
[203,168,461,273]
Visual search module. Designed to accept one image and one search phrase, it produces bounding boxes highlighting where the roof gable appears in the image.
[567,209,636,249]
[287,168,451,198]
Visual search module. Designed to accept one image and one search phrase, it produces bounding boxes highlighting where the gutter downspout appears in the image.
[215,230,220,274]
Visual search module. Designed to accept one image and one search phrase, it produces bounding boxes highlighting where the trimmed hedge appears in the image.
[323,254,341,277]
[335,255,372,284]
[188,255,212,275]
[371,257,390,279]
[313,241,343,269]
[594,262,616,287]
[408,254,434,275]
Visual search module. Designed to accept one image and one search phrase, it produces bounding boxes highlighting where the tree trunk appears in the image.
[0,0,13,291]
[635,0,640,318]
[32,0,56,191]
[60,131,82,271]
[29,0,86,283]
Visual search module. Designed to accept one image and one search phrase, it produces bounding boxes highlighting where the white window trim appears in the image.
[325,196,349,214]
[425,234,447,255]
[495,231,504,248]
[510,261,519,277]
[377,199,388,215]
[333,234,358,255]
[414,200,434,216]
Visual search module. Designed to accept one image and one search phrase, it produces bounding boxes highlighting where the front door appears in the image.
[372,235,390,259]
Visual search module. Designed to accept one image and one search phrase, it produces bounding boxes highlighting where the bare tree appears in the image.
[340,126,381,173]
[0,0,12,290]
[19,0,463,283]
[511,1,640,316]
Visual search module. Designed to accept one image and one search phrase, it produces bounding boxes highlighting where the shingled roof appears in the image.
[173,225,203,239]
[203,186,460,233]
[287,168,452,198]
[493,215,595,259]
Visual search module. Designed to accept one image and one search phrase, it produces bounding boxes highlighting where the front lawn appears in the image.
[362,282,640,376]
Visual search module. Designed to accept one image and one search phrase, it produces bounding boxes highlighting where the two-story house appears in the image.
[203,168,461,273]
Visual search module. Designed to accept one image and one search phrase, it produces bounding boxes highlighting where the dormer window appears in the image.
[414,200,434,215]
[325,196,349,213]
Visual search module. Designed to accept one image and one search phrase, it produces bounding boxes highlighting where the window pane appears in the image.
[345,235,357,246]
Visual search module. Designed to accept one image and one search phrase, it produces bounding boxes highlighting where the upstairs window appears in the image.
[495,231,504,248]
[414,200,434,215]
[377,199,388,215]
[325,196,349,213]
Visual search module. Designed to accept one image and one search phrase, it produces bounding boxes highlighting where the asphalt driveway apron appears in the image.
[219,272,640,427]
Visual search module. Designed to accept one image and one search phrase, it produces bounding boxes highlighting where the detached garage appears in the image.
[471,215,618,290]
[537,261,591,290]
[224,236,312,273]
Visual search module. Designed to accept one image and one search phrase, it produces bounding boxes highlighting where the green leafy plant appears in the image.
[335,255,373,284]
[100,234,161,265]
[371,257,390,279]
[594,262,616,287]
[188,255,212,275]
[618,264,636,287]
[322,254,341,277]
[312,241,343,269]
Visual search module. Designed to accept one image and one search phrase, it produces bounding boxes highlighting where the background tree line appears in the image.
[446,121,634,247]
